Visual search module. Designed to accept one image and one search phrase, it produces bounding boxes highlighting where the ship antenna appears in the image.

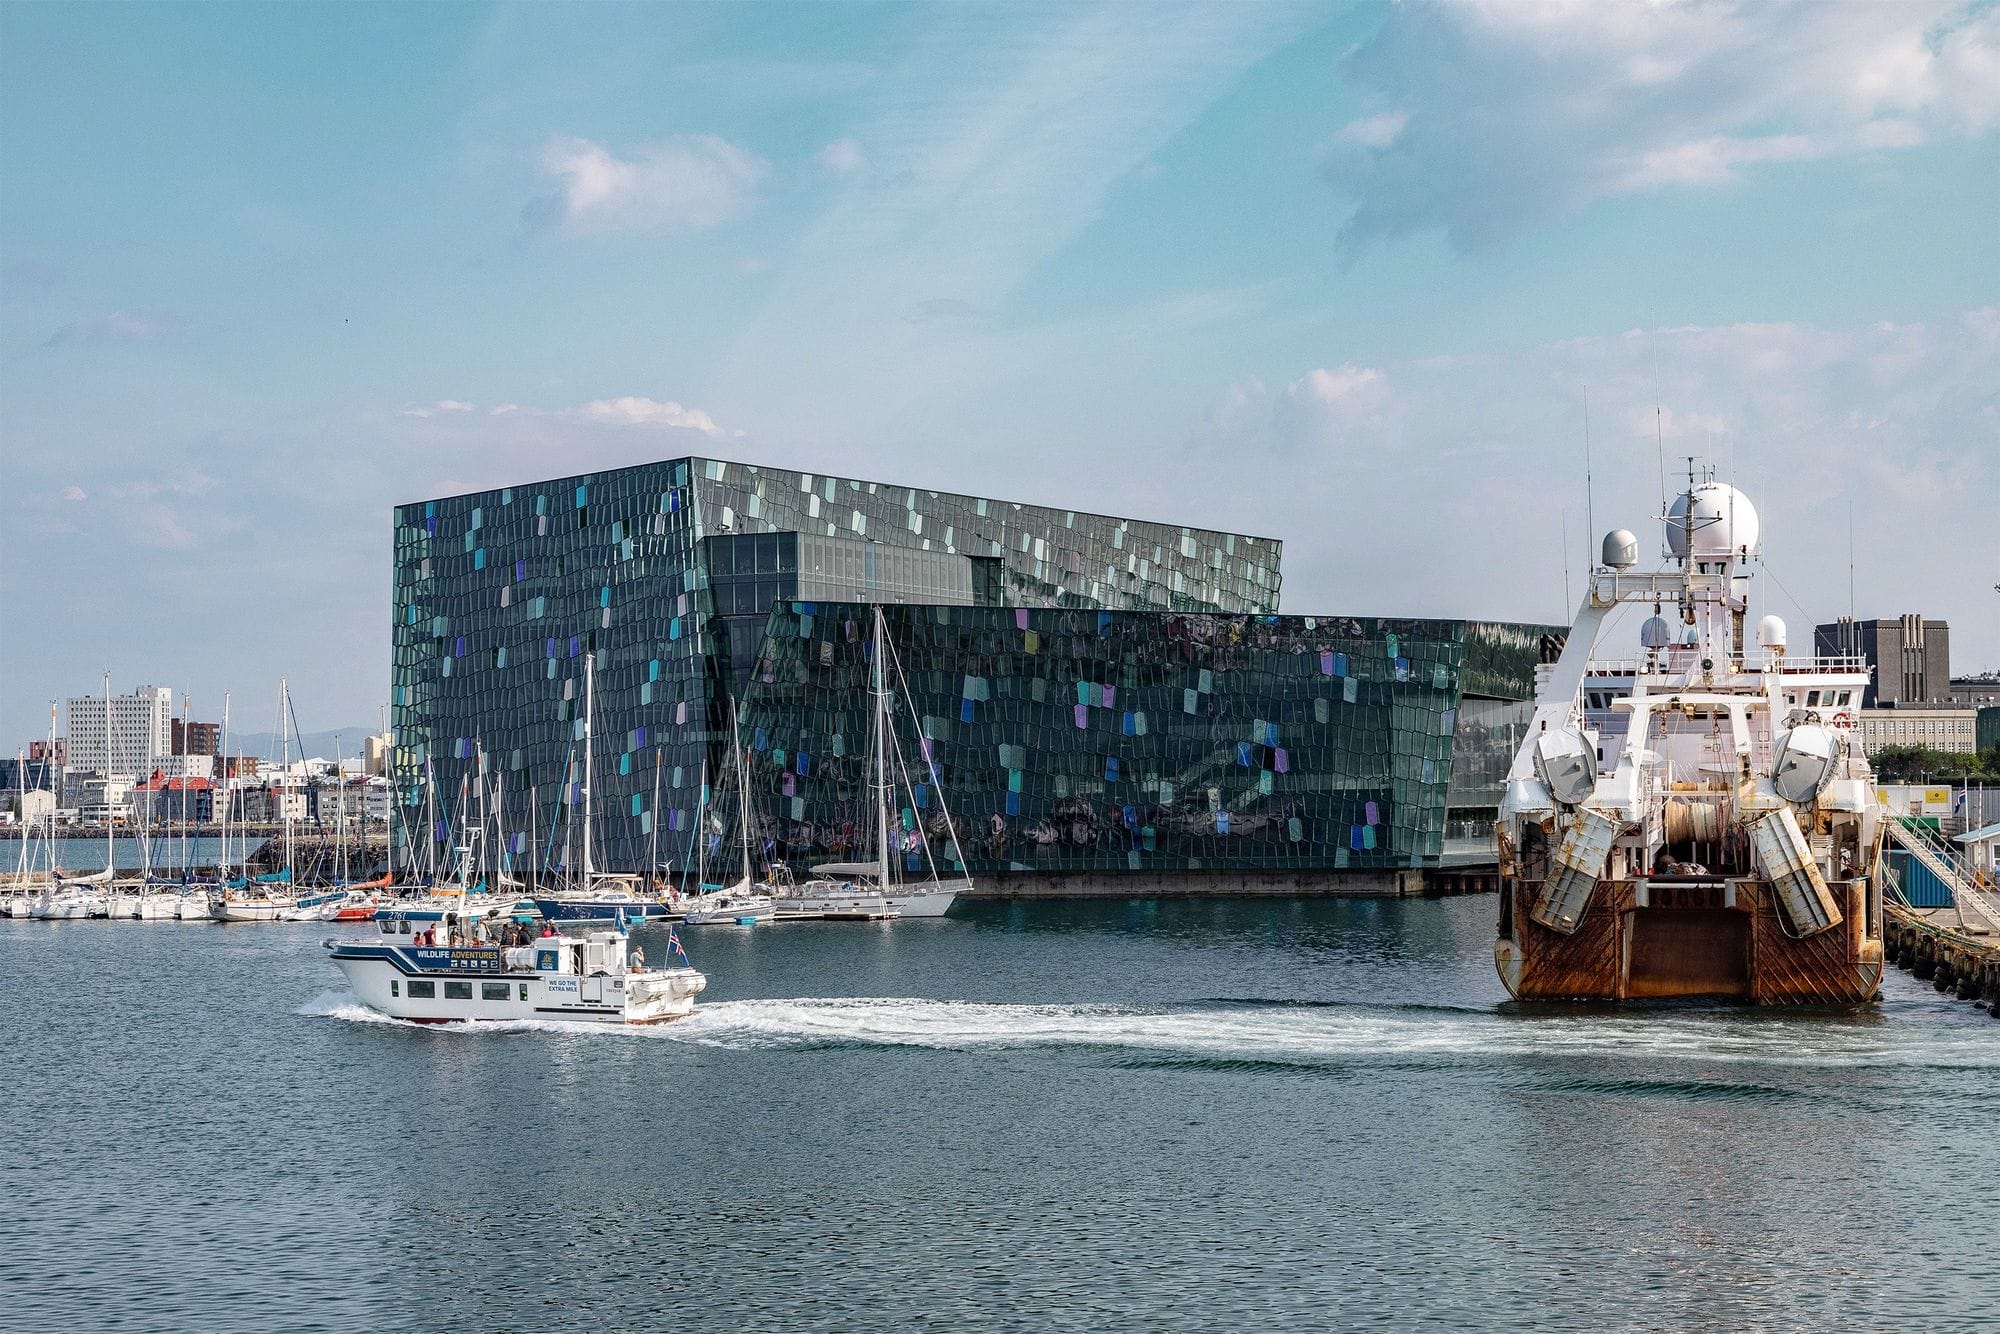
[1581,385,1596,571]
[1560,507,1573,615]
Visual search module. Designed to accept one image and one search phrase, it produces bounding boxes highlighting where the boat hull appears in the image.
[1495,876,1883,1004]
[210,896,290,923]
[882,885,963,918]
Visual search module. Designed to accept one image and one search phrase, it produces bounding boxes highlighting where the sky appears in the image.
[2,0,1996,743]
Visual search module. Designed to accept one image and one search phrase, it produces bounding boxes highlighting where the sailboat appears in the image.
[528,652,673,925]
[211,679,302,922]
[770,607,974,920]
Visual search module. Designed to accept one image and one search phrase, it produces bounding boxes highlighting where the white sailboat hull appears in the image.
[882,885,965,918]
[177,894,213,921]
[211,896,291,922]
[131,895,181,920]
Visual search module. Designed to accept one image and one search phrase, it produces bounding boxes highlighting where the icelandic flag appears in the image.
[666,929,691,965]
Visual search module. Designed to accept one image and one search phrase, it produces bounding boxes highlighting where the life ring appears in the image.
[1830,710,1855,730]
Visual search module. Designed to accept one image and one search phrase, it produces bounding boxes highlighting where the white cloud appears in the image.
[61,485,87,502]
[530,134,768,235]
[42,310,165,348]
[1191,309,1999,663]
[569,396,723,435]
[1326,1,2000,251]
[398,399,476,418]
[814,136,869,173]
[1337,112,1407,149]
[711,5,1319,438]
[1290,364,1386,405]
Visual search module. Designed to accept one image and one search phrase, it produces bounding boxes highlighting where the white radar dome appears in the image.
[1665,482,1760,559]
[1640,615,1674,649]
[1756,614,1787,653]
[1601,529,1639,570]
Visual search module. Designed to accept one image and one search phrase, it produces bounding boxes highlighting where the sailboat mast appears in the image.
[104,672,114,877]
[731,696,753,885]
[281,677,293,885]
[648,751,661,890]
[219,693,231,877]
[873,608,891,887]
[582,651,595,883]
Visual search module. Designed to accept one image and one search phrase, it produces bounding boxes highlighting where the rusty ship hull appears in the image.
[1495,875,1884,1003]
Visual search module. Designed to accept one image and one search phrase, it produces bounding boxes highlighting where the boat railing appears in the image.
[1578,655,1868,677]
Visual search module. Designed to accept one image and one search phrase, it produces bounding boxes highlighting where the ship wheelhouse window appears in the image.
[444,981,474,1001]
[482,982,511,1001]
[1807,690,1822,706]
[390,979,399,998]
[408,980,436,999]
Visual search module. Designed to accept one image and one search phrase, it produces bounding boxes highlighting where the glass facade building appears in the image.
[727,606,1543,879]
[391,457,1284,877]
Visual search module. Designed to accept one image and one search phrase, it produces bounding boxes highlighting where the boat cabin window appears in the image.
[1807,690,1822,706]
[444,981,473,1001]
[482,982,511,1001]
[519,983,530,1001]
[408,980,436,999]
[390,979,400,998]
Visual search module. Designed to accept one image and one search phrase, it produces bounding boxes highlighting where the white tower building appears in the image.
[64,684,174,776]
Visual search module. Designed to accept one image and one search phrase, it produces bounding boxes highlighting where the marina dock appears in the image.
[1882,818,2000,1014]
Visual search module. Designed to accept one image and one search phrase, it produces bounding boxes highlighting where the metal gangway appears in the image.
[1883,816,2000,937]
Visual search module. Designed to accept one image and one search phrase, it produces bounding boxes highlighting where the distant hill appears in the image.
[222,728,381,762]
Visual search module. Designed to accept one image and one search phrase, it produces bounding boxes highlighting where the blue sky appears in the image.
[3,0,1996,741]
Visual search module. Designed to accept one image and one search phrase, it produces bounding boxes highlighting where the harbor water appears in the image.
[1,896,1993,1332]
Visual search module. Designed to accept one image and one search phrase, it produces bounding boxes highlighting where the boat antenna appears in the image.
[1847,498,1857,627]
[1560,506,1573,616]
[1581,384,1595,564]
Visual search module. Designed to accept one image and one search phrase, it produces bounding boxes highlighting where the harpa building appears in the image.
[391,457,1545,893]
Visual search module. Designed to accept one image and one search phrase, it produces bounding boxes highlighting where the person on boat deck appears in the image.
[540,922,557,938]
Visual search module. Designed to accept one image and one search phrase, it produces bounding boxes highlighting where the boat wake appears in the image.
[666,996,2000,1072]
[298,991,2000,1074]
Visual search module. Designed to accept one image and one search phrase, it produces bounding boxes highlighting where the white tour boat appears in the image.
[326,920,706,1025]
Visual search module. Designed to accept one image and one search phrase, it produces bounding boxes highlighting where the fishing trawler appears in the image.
[326,917,705,1024]
[1494,470,1885,1003]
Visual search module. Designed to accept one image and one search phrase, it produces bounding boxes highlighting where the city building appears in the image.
[129,776,216,825]
[6,788,56,828]
[63,683,173,776]
[1815,615,1950,707]
[151,754,216,781]
[731,603,1542,891]
[71,775,134,824]
[1853,706,1979,756]
[392,456,1548,888]
[28,739,64,764]
[1950,675,2000,708]
[2,756,58,794]
[171,718,221,756]
[363,732,393,776]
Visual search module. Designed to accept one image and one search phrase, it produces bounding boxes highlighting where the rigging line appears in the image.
[884,621,974,875]
[1757,558,1818,632]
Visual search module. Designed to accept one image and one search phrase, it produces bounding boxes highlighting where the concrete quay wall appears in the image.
[965,868,1431,899]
